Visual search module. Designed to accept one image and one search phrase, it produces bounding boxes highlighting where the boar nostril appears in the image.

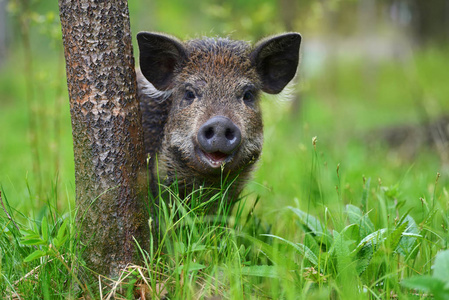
[197,116,242,155]
[205,127,214,140]
[225,128,235,141]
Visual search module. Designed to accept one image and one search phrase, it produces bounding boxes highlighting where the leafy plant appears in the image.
[240,203,425,298]
[18,215,91,296]
[20,216,69,262]
[402,250,449,299]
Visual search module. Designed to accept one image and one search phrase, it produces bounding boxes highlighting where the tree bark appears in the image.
[59,0,149,277]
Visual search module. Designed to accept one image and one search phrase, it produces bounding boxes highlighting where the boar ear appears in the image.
[137,32,187,90]
[251,33,301,94]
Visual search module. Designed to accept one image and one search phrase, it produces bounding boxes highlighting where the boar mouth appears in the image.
[194,145,240,171]
[201,150,230,168]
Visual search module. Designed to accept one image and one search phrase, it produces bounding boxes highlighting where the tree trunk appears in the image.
[58,0,149,277]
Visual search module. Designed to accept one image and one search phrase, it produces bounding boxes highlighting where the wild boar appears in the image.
[137,32,301,211]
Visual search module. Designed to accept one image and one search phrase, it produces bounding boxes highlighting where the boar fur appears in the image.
[137,32,301,212]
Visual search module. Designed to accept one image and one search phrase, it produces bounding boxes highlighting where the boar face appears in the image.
[137,32,301,191]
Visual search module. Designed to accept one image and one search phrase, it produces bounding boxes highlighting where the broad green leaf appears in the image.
[189,242,206,253]
[59,234,69,247]
[401,276,446,293]
[288,207,329,234]
[355,243,373,275]
[339,223,359,244]
[354,228,387,277]
[382,184,401,200]
[346,204,374,238]
[363,221,410,277]
[41,216,48,242]
[185,262,205,272]
[24,250,47,262]
[397,207,414,226]
[53,237,60,249]
[20,238,47,246]
[432,288,449,299]
[346,204,363,223]
[174,241,186,254]
[397,215,420,256]
[304,233,320,258]
[20,234,41,240]
[288,207,332,248]
[388,221,408,253]
[20,229,37,236]
[342,222,360,243]
[422,208,439,227]
[241,265,281,279]
[238,232,295,266]
[333,230,359,298]
[333,230,354,275]
[433,250,449,284]
[402,251,449,298]
[53,234,68,249]
[56,219,69,241]
[262,234,318,266]
[174,262,205,274]
[354,228,387,253]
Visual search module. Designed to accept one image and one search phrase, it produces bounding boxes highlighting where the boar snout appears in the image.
[197,116,242,168]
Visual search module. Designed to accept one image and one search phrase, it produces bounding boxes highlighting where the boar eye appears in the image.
[183,89,196,103]
[242,90,254,103]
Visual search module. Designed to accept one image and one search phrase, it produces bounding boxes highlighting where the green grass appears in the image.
[1,41,448,298]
